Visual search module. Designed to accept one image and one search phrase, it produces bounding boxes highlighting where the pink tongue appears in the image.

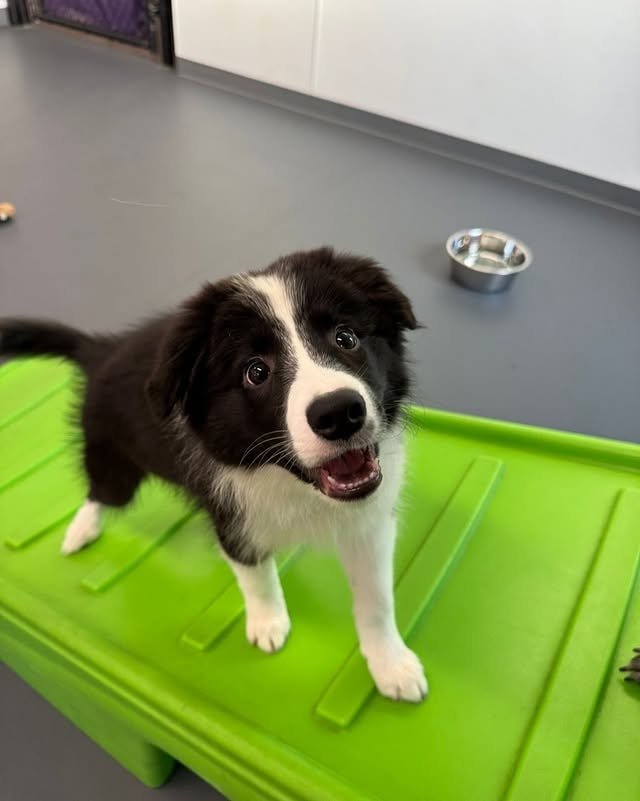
[324,449,366,477]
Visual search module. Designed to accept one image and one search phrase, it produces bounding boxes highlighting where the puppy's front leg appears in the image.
[226,556,291,653]
[338,518,427,702]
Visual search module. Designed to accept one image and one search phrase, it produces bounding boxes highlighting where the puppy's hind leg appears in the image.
[61,499,102,555]
[61,440,144,555]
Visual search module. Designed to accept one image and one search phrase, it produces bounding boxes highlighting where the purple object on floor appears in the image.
[41,0,149,42]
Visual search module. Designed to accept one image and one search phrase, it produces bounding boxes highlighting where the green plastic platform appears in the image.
[1,357,639,801]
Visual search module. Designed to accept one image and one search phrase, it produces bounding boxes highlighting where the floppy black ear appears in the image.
[146,283,222,423]
[296,247,418,332]
[334,252,418,332]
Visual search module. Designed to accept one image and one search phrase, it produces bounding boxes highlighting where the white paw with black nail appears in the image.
[367,645,428,702]
[246,609,291,653]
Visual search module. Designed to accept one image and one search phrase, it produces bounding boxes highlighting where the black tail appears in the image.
[0,319,110,373]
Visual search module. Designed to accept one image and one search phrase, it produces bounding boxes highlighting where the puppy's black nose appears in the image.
[306,389,366,441]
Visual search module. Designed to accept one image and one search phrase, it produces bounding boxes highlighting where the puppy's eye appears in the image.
[335,326,359,350]
[244,359,270,387]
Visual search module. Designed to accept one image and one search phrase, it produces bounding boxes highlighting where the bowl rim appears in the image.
[445,228,533,275]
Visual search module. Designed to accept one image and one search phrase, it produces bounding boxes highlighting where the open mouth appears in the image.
[314,445,382,501]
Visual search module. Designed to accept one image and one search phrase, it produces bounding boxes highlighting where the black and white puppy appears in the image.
[0,247,427,701]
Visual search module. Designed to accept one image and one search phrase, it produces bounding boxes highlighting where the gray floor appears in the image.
[0,23,639,801]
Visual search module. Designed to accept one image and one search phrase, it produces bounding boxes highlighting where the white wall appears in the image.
[173,0,640,190]
[173,0,316,93]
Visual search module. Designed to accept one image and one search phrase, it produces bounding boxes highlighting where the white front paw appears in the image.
[367,645,428,702]
[246,608,291,653]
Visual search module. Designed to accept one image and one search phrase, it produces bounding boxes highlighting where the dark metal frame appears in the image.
[148,0,174,66]
[8,0,174,65]
[7,0,32,25]
[35,11,153,49]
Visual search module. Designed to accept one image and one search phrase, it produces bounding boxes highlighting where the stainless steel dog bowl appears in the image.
[446,228,532,293]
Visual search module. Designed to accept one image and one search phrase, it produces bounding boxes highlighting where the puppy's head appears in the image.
[148,248,416,501]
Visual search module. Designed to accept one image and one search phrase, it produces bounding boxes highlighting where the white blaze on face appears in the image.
[247,273,380,468]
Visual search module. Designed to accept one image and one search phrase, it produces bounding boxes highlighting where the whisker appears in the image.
[246,447,287,470]
[239,430,289,465]
[247,441,296,470]
[241,440,289,467]
[253,449,295,471]
[283,454,298,472]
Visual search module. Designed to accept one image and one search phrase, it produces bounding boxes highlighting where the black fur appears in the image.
[0,248,416,564]
[0,319,112,372]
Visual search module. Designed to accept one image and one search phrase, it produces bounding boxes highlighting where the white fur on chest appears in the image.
[215,433,406,553]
